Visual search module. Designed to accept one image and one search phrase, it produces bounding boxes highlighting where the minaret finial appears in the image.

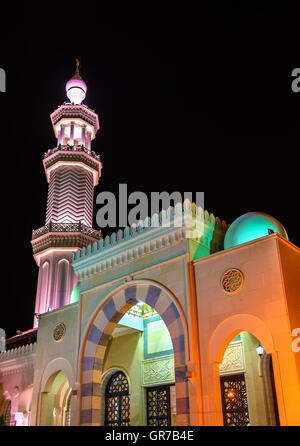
[75,58,80,75]
[66,59,87,104]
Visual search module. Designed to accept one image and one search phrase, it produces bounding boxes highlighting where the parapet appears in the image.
[72,201,229,279]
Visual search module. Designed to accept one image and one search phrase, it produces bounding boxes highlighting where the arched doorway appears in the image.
[80,282,189,426]
[99,300,177,426]
[208,315,280,426]
[219,331,279,426]
[40,370,72,426]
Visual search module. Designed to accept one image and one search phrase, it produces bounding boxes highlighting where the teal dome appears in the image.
[224,212,288,250]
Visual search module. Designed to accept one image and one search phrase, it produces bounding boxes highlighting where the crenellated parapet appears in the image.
[0,343,37,363]
[72,202,229,280]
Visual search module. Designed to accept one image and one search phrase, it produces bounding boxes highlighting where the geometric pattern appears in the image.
[219,341,245,375]
[80,282,190,425]
[46,166,94,227]
[53,323,66,342]
[221,269,244,293]
[147,386,171,426]
[105,372,130,426]
[220,373,249,426]
[142,356,175,385]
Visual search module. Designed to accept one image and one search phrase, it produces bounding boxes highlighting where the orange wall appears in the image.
[193,235,300,425]
[277,239,300,388]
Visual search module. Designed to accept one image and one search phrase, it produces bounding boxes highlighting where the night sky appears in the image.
[0,4,299,338]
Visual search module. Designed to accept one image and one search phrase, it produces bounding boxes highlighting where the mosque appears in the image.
[0,63,299,427]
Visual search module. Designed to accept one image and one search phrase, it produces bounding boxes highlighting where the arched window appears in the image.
[4,400,12,426]
[105,371,130,426]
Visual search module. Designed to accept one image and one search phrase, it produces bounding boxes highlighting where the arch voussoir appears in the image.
[80,281,189,425]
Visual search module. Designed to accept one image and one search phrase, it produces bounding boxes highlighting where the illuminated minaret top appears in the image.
[66,58,87,104]
[31,61,102,327]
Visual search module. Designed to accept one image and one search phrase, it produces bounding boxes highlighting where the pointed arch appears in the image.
[79,280,190,426]
[208,313,275,364]
[206,314,283,426]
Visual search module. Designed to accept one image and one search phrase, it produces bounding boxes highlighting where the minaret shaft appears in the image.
[31,63,102,327]
[46,166,94,227]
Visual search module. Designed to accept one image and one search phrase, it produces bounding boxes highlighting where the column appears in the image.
[87,131,91,151]
[69,121,75,145]
[58,124,64,145]
[81,125,86,146]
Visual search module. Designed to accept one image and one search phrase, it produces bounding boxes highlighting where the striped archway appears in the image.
[80,281,190,426]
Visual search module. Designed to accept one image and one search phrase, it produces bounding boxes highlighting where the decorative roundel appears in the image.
[53,323,66,341]
[221,269,244,293]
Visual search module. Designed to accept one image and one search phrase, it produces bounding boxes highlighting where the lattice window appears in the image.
[221,269,244,293]
[220,373,249,426]
[147,386,171,426]
[105,372,130,426]
[4,400,12,426]
[65,393,72,426]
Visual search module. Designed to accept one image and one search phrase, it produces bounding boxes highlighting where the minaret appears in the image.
[31,60,102,327]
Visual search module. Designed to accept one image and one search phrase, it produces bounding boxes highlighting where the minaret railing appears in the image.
[32,221,102,240]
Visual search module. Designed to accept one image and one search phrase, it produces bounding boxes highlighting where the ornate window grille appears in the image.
[65,393,72,426]
[220,373,250,426]
[221,269,244,293]
[105,372,130,426]
[147,386,171,426]
[4,400,12,426]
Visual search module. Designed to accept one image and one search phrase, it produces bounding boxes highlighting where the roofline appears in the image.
[193,233,299,265]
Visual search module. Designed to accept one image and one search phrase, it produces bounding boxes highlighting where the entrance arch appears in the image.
[40,370,71,426]
[207,314,284,426]
[80,281,190,426]
[208,314,275,364]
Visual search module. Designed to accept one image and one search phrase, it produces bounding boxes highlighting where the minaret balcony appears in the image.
[31,221,102,264]
[44,144,100,162]
[43,144,102,185]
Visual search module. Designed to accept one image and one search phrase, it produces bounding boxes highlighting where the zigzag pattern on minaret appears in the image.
[45,166,94,227]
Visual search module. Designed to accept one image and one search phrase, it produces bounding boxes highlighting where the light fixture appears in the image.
[256,344,264,356]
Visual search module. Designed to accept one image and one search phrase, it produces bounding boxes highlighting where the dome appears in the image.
[66,59,87,105]
[224,212,288,250]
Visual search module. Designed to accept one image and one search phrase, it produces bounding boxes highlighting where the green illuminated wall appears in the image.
[143,316,173,359]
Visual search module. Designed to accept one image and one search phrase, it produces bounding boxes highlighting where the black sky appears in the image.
[0,4,299,338]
